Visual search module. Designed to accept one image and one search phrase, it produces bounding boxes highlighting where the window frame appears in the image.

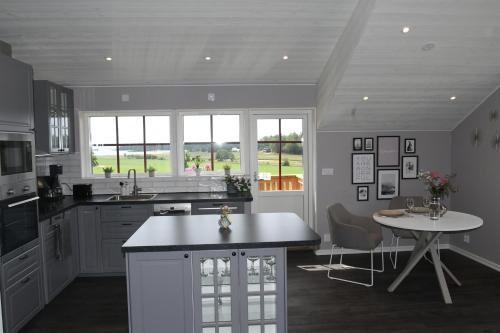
[177,110,247,176]
[80,110,177,178]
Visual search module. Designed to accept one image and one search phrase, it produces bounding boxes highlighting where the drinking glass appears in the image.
[422,197,430,215]
[406,198,415,212]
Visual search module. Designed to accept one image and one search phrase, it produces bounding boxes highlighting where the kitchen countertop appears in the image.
[38,192,253,221]
[122,212,321,252]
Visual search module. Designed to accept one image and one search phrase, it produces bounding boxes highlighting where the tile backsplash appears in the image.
[36,153,229,195]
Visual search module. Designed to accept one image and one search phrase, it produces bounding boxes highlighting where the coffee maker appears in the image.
[37,164,64,201]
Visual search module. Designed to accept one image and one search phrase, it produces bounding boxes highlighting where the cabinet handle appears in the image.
[184,253,189,259]
[232,252,236,256]
[121,223,132,226]
[18,254,29,261]
[121,206,132,209]
[21,277,31,284]
[241,251,246,256]
[198,207,238,211]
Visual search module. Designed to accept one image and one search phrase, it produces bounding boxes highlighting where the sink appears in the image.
[106,194,158,201]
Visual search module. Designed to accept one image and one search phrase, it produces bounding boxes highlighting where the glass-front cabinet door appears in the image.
[240,248,286,333]
[193,250,241,333]
[49,85,60,153]
[59,90,70,152]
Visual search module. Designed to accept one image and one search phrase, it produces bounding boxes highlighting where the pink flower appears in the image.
[430,171,440,179]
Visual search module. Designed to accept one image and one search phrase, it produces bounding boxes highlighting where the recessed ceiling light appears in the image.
[363,96,369,101]
[204,56,212,61]
[402,26,410,34]
[282,55,289,60]
[450,96,457,101]
[105,57,112,61]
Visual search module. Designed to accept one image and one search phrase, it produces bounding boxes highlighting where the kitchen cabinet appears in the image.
[40,209,78,303]
[1,243,44,333]
[127,248,286,333]
[78,206,102,274]
[0,53,34,132]
[127,251,194,333]
[100,204,153,273]
[33,80,74,155]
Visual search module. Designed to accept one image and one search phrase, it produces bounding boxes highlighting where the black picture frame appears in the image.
[364,137,374,151]
[357,186,369,201]
[353,137,363,151]
[404,138,416,154]
[402,155,419,179]
[377,169,400,200]
[377,136,400,167]
[352,153,375,184]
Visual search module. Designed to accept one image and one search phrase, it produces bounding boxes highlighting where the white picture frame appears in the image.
[352,153,375,184]
[377,169,400,200]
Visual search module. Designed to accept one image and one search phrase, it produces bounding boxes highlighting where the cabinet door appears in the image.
[192,250,240,333]
[64,208,79,279]
[0,54,34,131]
[4,268,43,333]
[127,251,193,333]
[48,85,60,153]
[239,248,286,333]
[77,206,102,273]
[59,88,70,153]
[101,239,127,273]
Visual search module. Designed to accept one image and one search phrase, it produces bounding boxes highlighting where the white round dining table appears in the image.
[373,210,483,304]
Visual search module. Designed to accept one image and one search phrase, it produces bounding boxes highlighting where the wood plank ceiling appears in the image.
[0,0,356,86]
[318,0,500,131]
[1,0,500,130]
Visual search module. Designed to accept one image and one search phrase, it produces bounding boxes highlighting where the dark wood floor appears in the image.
[21,250,500,333]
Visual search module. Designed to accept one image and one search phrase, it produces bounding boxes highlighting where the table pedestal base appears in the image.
[388,231,461,304]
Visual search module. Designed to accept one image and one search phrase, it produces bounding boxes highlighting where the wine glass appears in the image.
[406,197,415,212]
[200,258,208,277]
[248,257,259,276]
[422,197,431,215]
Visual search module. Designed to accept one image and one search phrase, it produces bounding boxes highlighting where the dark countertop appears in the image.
[38,192,253,221]
[122,213,321,252]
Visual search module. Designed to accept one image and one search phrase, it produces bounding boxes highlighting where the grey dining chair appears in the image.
[388,196,440,268]
[326,203,384,287]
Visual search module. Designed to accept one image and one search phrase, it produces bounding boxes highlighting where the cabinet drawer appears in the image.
[4,267,43,333]
[100,205,153,222]
[102,239,127,273]
[191,202,244,215]
[3,246,40,288]
[101,222,142,239]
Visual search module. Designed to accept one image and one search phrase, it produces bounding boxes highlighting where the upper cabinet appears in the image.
[34,80,75,155]
[0,54,34,132]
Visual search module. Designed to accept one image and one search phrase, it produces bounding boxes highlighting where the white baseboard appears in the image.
[315,244,450,256]
[449,245,500,273]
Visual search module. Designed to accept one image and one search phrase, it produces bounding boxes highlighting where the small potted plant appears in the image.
[223,164,231,176]
[103,166,113,178]
[147,166,156,177]
[193,155,203,176]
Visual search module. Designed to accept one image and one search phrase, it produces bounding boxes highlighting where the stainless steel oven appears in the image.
[0,132,35,188]
[0,191,39,257]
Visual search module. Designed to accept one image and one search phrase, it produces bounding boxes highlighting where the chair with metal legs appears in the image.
[326,203,384,287]
[388,196,440,269]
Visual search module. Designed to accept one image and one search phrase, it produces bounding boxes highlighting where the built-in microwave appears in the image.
[0,132,35,188]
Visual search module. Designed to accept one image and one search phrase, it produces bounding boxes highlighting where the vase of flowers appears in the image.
[218,205,232,230]
[224,175,251,194]
[419,171,456,220]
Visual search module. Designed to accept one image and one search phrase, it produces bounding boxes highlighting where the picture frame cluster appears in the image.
[351,136,419,201]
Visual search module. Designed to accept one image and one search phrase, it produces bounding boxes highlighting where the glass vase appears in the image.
[429,197,447,220]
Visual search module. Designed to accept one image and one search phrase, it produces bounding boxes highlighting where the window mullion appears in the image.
[142,116,147,173]
[210,115,214,171]
[278,119,282,191]
[115,116,120,174]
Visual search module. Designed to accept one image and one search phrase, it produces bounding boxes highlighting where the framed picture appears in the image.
[377,169,400,200]
[404,138,416,154]
[364,137,374,151]
[352,153,375,184]
[357,186,369,201]
[377,136,400,167]
[402,156,419,179]
[353,138,363,151]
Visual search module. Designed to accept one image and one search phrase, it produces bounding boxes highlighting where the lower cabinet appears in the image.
[127,247,285,333]
[101,239,127,273]
[4,268,43,333]
[78,206,102,273]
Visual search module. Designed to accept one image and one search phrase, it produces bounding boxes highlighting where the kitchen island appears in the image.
[122,213,320,333]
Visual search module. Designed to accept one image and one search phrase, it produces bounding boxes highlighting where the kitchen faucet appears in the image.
[127,169,141,196]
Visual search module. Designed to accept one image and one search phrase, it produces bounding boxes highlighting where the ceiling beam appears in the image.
[316,0,375,128]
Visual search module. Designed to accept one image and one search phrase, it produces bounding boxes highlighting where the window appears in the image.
[89,115,171,175]
[257,118,303,191]
[183,114,241,175]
